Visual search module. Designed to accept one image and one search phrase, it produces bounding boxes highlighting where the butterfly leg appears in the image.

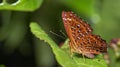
[82,52,86,62]
[69,41,74,58]
[70,49,74,58]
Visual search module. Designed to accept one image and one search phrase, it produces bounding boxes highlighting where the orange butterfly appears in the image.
[62,11,107,58]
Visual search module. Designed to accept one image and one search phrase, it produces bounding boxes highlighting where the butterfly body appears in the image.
[62,11,107,58]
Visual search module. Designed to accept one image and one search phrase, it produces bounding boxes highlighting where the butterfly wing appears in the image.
[76,34,107,54]
[62,11,107,55]
[62,11,93,38]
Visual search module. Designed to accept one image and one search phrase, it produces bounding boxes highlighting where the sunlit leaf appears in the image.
[30,22,107,67]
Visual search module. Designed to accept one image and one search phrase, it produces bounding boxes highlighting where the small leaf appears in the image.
[0,0,43,11]
[30,22,77,67]
[30,22,107,67]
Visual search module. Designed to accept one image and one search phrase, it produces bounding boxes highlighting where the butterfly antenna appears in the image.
[60,30,67,37]
[50,31,65,39]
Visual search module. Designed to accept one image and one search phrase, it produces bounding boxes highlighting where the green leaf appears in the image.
[30,22,107,67]
[0,0,43,11]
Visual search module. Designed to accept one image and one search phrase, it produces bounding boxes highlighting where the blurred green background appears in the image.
[0,0,120,67]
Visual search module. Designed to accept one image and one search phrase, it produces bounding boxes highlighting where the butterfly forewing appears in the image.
[62,11,92,38]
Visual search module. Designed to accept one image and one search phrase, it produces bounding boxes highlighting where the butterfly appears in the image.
[62,11,107,58]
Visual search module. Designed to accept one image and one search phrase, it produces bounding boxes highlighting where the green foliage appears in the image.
[60,0,95,17]
[0,0,43,11]
[30,22,107,67]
